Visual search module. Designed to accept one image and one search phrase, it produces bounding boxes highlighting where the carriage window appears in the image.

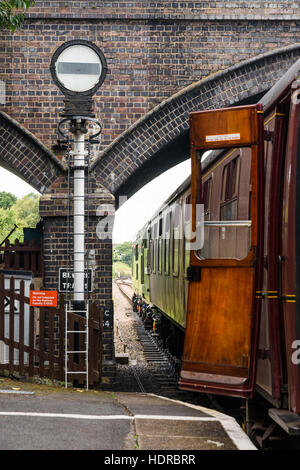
[164,211,170,275]
[158,214,162,273]
[141,244,144,284]
[184,194,192,274]
[151,223,157,272]
[157,238,162,273]
[173,204,180,275]
[198,151,252,260]
[203,179,212,215]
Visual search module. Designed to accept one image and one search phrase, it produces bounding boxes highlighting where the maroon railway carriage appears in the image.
[179,58,300,436]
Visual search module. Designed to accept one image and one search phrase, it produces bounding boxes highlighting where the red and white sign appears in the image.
[29,290,58,307]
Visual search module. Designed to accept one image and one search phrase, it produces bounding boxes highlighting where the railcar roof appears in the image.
[202,57,300,174]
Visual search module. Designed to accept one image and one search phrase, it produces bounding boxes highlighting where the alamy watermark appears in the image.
[96,196,205,251]
[0,80,5,105]
[292,340,300,365]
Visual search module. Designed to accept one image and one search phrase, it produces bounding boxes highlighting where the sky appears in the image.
[113,159,191,243]
[0,160,192,243]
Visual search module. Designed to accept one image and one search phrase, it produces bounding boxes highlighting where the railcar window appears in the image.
[198,152,252,260]
[173,204,180,275]
[152,223,157,272]
[184,194,192,274]
[203,179,212,215]
[149,238,153,272]
[141,244,144,284]
[159,213,163,236]
[158,214,162,273]
[158,238,162,273]
[164,211,170,275]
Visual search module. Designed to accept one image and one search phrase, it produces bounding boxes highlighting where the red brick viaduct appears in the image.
[1,1,300,384]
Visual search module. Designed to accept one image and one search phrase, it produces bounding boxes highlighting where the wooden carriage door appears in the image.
[179,105,264,398]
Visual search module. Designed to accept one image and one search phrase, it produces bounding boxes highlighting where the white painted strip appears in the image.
[150,394,257,451]
[0,390,35,395]
[0,412,216,422]
[0,412,132,420]
[134,414,217,421]
[206,133,240,142]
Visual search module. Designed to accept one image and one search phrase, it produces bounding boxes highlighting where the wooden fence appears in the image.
[0,275,103,386]
[0,239,43,278]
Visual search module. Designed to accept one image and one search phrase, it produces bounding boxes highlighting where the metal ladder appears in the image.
[65,304,89,390]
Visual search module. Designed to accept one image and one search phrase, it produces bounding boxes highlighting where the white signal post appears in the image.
[72,122,87,310]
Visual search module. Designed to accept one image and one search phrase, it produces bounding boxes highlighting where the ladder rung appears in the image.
[66,371,87,375]
[67,330,87,333]
[66,309,88,313]
[66,351,87,354]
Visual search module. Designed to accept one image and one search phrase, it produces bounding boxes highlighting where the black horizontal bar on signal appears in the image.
[57,62,100,75]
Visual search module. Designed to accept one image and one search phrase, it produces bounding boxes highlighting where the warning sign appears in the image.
[29,290,58,307]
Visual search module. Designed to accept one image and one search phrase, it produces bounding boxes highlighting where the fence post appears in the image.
[9,276,15,375]
[19,279,25,376]
[59,294,65,381]
[28,282,35,378]
[0,274,4,339]
[0,274,4,375]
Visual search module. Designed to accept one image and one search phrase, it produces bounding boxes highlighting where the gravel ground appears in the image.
[113,281,146,364]
[112,280,210,401]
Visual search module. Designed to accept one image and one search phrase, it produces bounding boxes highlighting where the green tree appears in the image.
[0,191,17,209]
[0,193,40,244]
[11,192,40,229]
[0,1,34,32]
[113,241,133,267]
[0,207,19,243]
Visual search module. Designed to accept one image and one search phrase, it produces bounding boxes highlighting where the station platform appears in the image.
[116,392,256,451]
[0,378,256,451]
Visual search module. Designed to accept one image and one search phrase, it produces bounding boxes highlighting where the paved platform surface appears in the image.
[0,381,256,450]
[116,393,256,451]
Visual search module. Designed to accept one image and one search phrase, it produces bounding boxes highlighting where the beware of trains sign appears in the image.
[59,268,92,293]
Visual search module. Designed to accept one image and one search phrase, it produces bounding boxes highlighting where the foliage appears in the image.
[0,191,17,209]
[0,192,40,244]
[113,261,132,278]
[11,192,40,228]
[113,241,133,268]
[0,1,34,32]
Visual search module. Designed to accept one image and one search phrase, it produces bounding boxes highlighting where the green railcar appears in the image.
[131,177,191,353]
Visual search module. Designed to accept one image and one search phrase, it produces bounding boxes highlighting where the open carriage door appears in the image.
[179,104,264,398]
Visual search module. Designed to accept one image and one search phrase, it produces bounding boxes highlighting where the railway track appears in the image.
[114,279,181,396]
[115,279,300,450]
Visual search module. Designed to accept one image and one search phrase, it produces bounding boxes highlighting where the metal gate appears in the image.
[0,274,103,387]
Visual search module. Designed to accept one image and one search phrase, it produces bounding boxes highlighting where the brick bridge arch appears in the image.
[91,44,300,204]
[0,111,64,193]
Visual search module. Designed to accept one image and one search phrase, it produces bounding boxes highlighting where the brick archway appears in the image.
[0,111,65,193]
[91,44,300,204]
